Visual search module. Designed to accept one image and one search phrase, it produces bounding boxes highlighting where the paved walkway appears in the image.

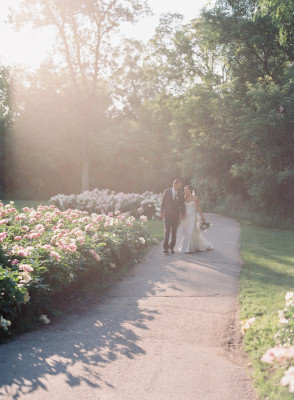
[0,214,257,400]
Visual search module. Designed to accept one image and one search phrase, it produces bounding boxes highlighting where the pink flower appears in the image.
[11,259,20,265]
[28,232,42,239]
[50,250,61,262]
[89,249,100,261]
[19,264,34,272]
[66,244,77,252]
[0,219,9,225]
[140,215,148,222]
[0,232,7,241]
[14,236,22,241]
[261,346,294,364]
[6,208,15,213]
[21,226,29,232]
[22,207,30,212]
[42,244,52,250]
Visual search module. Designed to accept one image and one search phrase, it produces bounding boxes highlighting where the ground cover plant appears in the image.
[239,224,294,399]
[0,201,152,341]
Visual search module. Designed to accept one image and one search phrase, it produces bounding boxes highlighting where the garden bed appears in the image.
[0,201,153,341]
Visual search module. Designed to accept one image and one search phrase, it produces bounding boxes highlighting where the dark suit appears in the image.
[160,188,185,250]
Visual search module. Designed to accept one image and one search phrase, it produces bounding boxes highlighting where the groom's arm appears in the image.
[160,189,168,218]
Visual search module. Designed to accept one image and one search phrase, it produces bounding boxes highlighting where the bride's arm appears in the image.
[194,196,206,223]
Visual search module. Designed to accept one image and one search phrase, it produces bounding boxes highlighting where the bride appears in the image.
[177,185,214,253]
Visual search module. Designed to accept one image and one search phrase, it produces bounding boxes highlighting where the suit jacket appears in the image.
[160,188,185,221]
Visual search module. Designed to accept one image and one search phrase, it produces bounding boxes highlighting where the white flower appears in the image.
[109,262,116,269]
[139,237,146,244]
[240,317,255,335]
[281,366,294,393]
[40,315,50,325]
[0,315,11,331]
[23,291,30,303]
[19,271,32,284]
[285,292,294,307]
[280,318,289,324]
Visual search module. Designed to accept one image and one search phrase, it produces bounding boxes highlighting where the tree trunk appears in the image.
[81,134,89,192]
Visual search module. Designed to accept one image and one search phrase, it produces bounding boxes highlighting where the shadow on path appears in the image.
[0,249,184,398]
[0,213,241,399]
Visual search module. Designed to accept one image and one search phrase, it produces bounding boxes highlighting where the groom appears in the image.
[160,179,185,254]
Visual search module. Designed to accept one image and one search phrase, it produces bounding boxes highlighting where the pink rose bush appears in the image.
[0,201,150,340]
[50,188,162,220]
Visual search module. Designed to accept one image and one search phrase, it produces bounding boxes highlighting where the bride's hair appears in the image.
[184,185,196,196]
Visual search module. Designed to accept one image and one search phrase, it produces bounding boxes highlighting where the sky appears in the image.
[0,0,210,69]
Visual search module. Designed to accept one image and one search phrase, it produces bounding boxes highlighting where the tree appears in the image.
[10,0,150,191]
[256,0,294,49]
[201,0,291,84]
[0,66,11,196]
[128,0,294,218]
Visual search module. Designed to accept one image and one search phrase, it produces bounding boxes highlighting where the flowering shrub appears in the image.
[49,189,162,220]
[0,201,152,340]
[261,291,294,394]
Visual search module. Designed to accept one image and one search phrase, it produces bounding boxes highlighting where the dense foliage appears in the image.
[1,0,293,222]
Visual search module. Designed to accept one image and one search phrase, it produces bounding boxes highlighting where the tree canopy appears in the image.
[2,0,293,221]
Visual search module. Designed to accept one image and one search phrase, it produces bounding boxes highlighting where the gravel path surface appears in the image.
[0,214,257,400]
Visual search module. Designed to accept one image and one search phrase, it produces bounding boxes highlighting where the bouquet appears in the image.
[200,221,211,231]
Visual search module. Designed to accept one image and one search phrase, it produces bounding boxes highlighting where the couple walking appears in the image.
[160,179,214,254]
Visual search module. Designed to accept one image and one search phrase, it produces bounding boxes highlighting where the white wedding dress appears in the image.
[177,201,214,253]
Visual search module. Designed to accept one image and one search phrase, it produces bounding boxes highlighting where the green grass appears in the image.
[2,199,48,210]
[146,220,164,241]
[239,224,294,399]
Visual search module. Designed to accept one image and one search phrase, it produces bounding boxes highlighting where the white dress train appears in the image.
[177,201,214,253]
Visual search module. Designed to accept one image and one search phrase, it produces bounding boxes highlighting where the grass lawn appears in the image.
[239,224,294,400]
[146,220,164,241]
[2,199,48,210]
